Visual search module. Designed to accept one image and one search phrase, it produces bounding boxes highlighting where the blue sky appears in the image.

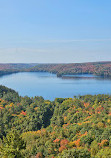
[0,0,111,63]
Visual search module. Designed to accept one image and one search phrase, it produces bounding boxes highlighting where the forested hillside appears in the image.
[0,61,111,77]
[0,64,37,71]
[0,86,111,158]
[28,61,111,77]
[0,63,37,76]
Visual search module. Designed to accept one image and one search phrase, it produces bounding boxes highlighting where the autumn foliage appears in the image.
[0,86,111,157]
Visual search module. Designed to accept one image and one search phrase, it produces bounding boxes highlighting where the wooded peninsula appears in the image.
[0,61,111,78]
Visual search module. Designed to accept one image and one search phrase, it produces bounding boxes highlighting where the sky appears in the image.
[0,0,111,63]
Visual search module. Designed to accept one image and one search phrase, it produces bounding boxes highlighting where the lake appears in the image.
[0,72,111,100]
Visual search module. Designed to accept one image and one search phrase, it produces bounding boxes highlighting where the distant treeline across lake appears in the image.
[0,61,111,77]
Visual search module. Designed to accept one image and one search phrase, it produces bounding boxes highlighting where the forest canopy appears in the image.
[0,85,111,158]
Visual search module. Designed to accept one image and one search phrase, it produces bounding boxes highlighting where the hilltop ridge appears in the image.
[0,61,111,77]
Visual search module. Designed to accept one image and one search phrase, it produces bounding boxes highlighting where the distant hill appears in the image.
[0,63,38,76]
[28,61,111,77]
[0,61,111,77]
[0,63,37,71]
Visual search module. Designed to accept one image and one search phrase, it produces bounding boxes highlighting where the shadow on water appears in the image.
[61,74,111,81]
[0,72,19,78]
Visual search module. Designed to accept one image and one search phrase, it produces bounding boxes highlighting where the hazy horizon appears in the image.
[0,60,111,64]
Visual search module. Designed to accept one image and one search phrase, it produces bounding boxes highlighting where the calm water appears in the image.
[0,72,111,100]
